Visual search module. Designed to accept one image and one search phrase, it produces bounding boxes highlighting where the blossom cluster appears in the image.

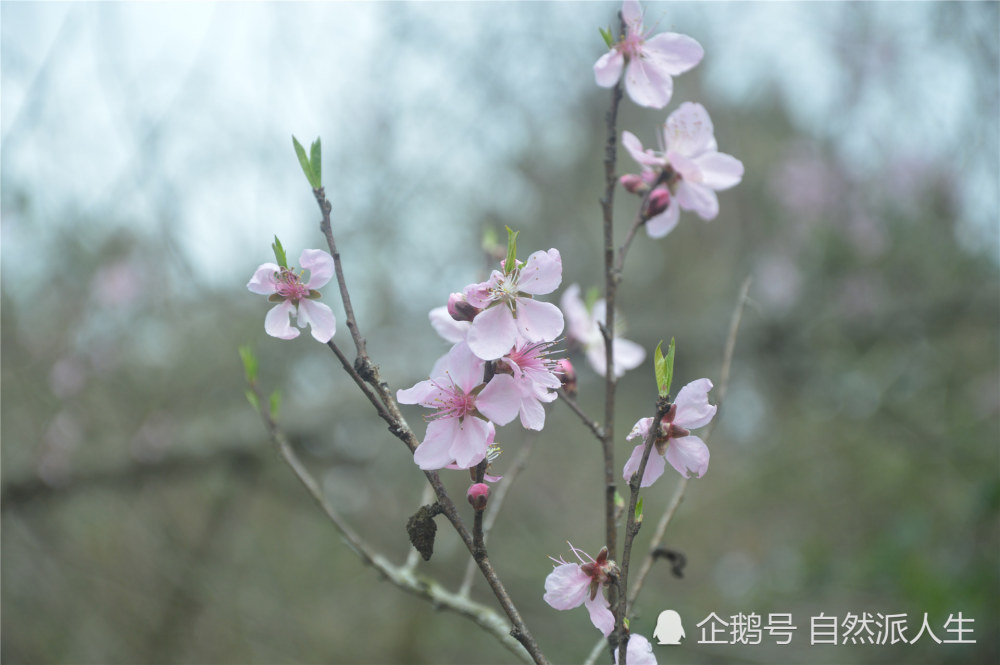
[400,247,565,471]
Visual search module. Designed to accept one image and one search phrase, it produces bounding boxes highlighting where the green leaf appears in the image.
[310,138,322,187]
[269,389,282,421]
[599,26,615,49]
[614,490,625,511]
[292,135,319,189]
[271,235,288,269]
[239,345,258,383]
[654,338,676,397]
[245,389,260,414]
[504,226,519,274]
[635,496,644,522]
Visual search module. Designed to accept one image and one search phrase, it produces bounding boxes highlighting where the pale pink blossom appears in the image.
[499,339,562,430]
[615,635,657,665]
[543,544,616,637]
[397,342,520,470]
[623,378,716,486]
[594,0,703,109]
[464,249,564,361]
[429,306,470,344]
[560,284,645,378]
[247,249,336,342]
[621,103,744,238]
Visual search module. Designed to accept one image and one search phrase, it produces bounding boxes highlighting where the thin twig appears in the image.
[614,398,671,664]
[313,187,368,360]
[460,434,539,598]
[556,389,604,441]
[582,277,753,665]
[250,388,533,663]
[600,68,625,564]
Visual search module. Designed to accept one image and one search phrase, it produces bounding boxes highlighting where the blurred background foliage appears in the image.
[2,2,997,664]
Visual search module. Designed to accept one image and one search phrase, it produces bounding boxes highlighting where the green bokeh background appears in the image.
[3,2,997,664]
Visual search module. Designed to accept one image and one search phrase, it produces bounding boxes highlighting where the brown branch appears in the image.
[600,71,624,564]
[460,433,538,597]
[313,187,368,360]
[249,388,534,664]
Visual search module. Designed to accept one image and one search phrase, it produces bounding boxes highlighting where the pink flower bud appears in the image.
[619,173,649,195]
[447,292,481,322]
[646,187,671,217]
[467,483,490,511]
[556,359,578,396]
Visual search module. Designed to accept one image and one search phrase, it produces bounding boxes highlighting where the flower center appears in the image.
[618,30,644,59]
[488,271,520,308]
[273,268,310,302]
[429,380,477,421]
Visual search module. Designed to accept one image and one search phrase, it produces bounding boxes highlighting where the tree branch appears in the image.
[249,384,534,664]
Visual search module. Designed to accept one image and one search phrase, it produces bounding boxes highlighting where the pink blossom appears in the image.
[429,306,470,344]
[247,249,336,342]
[621,103,744,238]
[444,423,504,482]
[543,544,616,637]
[623,378,716,486]
[397,342,520,470]
[594,0,703,109]
[615,635,657,665]
[498,338,562,431]
[463,249,564,361]
[560,284,645,378]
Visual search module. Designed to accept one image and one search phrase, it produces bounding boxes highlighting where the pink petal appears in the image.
[622,131,665,168]
[626,418,653,441]
[396,379,441,406]
[247,263,279,295]
[429,306,470,344]
[622,0,643,30]
[476,374,520,426]
[694,151,745,190]
[622,443,667,488]
[518,249,562,295]
[673,378,716,429]
[264,300,299,340]
[515,298,564,343]
[665,102,716,157]
[467,305,518,361]
[560,284,593,344]
[586,342,611,378]
[517,385,546,431]
[594,50,624,88]
[463,276,496,309]
[297,299,336,343]
[543,563,590,610]
[615,635,657,665]
[438,341,487,394]
[641,32,704,76]
[414,418,461,470]
[645,201,681,238]
[624,57,674,109]
[665,435,710,478]
[299,249,335,289]
[448,416,492,469]
[675,181,719,220]
[585,591,615,637]
[612,338,646,376]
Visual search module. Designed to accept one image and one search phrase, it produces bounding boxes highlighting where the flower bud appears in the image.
[646,187,671,217]
[556,359,577,396]
[467,483,490,511]
[447,292,481,322]
[619,173,649,195]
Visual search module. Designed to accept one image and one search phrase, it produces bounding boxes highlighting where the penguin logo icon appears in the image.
[652,609,685,645]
